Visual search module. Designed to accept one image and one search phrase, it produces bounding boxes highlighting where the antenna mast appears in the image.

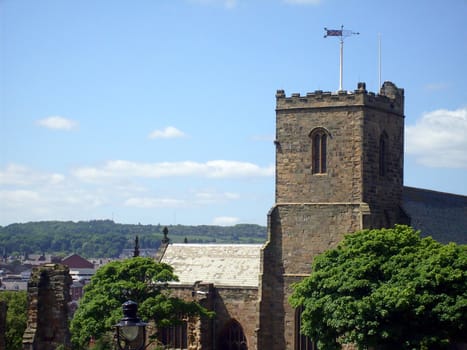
[324,25,359,91]
[378,33,382,91]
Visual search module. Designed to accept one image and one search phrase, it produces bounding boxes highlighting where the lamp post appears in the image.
[115,300,147,350]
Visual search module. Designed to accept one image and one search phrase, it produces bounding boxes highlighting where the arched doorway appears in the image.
[218,319,248,350]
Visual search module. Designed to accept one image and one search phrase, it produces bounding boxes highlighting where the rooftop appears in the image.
[160,243,263,288]
[402,186,467,245]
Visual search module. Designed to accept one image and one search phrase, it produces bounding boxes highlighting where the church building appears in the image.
[155,81,467,350]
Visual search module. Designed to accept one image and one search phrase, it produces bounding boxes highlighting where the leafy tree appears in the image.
[290,225,467,350]
[0,291,28,350]
[70,257,212,349]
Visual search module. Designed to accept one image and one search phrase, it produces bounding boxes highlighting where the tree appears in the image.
[0,291,28,350]
[70,257,212,349]
[290,225,467,350]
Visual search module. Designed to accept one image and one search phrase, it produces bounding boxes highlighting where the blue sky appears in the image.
[1,0,466,226]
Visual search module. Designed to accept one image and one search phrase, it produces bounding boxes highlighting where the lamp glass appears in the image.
[121,325,139,341]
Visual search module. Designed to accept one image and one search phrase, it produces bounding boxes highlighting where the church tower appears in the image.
[257,82,407,350]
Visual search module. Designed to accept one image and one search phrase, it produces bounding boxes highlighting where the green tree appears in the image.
[290,225,467,350]
[70,257,212,349]
[0,291,28,350]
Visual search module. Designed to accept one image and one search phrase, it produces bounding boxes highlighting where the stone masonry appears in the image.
[163,284,258,350]
[257,82,407,350]
[22,264,72,350]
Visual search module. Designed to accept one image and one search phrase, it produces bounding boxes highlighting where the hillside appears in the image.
[0,220,267,259]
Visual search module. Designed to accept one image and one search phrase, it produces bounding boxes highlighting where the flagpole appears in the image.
[339,27,344,91]
[324,25,359,92]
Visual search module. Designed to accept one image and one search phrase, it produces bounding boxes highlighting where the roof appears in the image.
[61,254,94,269]
[160,243,263,288]
[402,186,467,244]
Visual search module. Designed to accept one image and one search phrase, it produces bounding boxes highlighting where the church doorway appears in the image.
[218,319,248,350]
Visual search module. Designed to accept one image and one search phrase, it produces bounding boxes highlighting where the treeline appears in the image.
[0,220,267,259]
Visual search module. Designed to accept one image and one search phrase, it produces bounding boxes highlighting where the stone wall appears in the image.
[168,285,213,350]
[275,104,364,204]
[361,82,405,228]
[216,287,258,350]
[258,204,363,349]
[22,264,72,350]
[274,81,405,226]
[258,82,406,350]
[169,284,258,350]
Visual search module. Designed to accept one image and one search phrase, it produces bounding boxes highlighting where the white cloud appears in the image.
[149,126,186,139]
[0,190,41,207]
[194,190,240,204]
[125,188,240,209]
[212,216,240,226]
[73,160,274,182]
[0,164,65,186]
[37,116,78,130]
[206,160,273,178]
[0,169,113,224]
[283,0,321,4]
[124,197,186,208]
[0,160,269,225]
[406,107,467,168]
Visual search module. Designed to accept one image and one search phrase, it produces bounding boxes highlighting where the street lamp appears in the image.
[115,300,147,350]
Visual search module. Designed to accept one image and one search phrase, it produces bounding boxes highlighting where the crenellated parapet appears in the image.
[276,81,404,115]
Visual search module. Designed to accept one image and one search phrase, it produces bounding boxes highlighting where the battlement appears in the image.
[276,81,404,115]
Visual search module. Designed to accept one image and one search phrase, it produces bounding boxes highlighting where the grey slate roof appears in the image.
[402,186,467,244]
[160,243,263,288]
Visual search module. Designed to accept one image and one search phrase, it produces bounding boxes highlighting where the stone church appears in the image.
[14,81,466,349]
[155,81,467,350]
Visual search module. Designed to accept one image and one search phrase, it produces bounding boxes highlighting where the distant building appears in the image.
[70,280,85,300]
[0,275,28,291]
[22,254,53,266]
[0,269,31,291]
[61,254,95,282]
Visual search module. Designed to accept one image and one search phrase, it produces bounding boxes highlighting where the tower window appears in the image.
[310,128,329,174]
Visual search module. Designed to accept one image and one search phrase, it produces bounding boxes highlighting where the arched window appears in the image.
[310,128,329,174]
[295,307,317,350]
[218,319,248,350]
[379,132,388,176]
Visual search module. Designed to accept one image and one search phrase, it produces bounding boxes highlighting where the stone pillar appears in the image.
[22,264,72,350]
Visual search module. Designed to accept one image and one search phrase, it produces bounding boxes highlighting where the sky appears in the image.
[1,0,466,227]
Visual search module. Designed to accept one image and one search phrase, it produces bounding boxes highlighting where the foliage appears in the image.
[70,257,213,349]
[0,220,266,258]
[290,225,467,350]
[0,291,28,350]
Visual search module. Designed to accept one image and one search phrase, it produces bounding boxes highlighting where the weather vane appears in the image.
[324,25,359,91]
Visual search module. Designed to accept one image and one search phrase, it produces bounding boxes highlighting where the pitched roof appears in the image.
[160,243,262,288]
[61,254,94,269]
[402,186,467,244]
